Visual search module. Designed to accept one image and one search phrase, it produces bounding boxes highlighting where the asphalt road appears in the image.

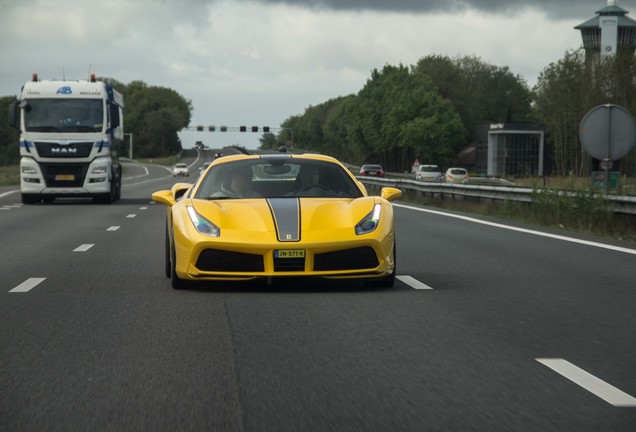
[1,158,635,431]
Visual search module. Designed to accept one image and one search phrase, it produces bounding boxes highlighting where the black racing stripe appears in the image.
[267,198,300,242]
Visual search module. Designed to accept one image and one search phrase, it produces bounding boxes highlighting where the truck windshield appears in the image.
[24,99,104,133]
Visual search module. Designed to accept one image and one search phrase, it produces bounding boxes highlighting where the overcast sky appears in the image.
[1,0,633,149]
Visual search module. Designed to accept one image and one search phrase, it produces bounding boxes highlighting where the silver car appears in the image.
[172,163,189,177]
[415,164,442,182]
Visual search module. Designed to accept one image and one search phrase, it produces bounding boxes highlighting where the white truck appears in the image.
[9,73,124,204]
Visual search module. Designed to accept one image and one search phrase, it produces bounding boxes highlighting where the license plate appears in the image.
[275,249,305,258]
[55,174,75,181]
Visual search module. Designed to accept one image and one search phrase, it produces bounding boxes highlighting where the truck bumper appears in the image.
[20,157,113,196]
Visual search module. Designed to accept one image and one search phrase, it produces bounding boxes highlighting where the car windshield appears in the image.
[195,158,364,199]
[362,165,382,171]
[175,163,187,168]
[450,169,466,174]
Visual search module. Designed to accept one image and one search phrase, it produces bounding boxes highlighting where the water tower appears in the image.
[575,0,636,63]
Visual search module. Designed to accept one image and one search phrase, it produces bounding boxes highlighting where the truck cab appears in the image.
[9,73,124,204]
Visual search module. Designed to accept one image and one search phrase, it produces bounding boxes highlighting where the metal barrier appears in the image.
[358,177,636,216]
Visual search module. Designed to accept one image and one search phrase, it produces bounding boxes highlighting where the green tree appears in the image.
[110,79,192,158]
[414,54,532,144]
[259,132,278,149]
[0,96,19,166]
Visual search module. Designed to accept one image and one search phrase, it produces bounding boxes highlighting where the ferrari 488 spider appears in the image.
[152,153,401,289]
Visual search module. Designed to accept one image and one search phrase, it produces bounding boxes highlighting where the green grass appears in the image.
[402,188,636,243]
[0,165,19,186]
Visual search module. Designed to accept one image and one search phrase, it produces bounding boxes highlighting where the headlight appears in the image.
[355,203,381,235]
[21,165,38,174]
[187,206,220,237]
[91,165,108,174]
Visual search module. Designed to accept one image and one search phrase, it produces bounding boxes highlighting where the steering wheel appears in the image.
[299,184,332,193]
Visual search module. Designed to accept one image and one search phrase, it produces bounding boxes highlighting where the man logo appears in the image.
[51,147,77,154]
[56,86,72,95]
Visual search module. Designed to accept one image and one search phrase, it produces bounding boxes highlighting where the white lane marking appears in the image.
[126,214,136,218]
[397,275,434,290]
[0,190,20,199]
[10,278,46,293]
[140,207,148,210]
[73,244,94,252]
[107,226,120,231]
[394,203,636,256]
[0,207,10,211]
[536,358,636,407]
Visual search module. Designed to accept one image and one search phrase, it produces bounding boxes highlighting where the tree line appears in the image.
[261,53,636,176]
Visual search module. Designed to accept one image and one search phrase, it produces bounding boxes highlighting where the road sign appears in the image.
[579,104,636,160]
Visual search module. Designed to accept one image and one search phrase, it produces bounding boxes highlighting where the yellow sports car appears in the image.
[152,153,402,289]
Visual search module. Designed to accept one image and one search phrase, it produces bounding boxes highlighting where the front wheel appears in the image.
[365,241,396,288]
[170,236,196,290]
[21,193,40,205]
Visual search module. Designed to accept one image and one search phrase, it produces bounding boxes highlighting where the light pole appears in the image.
[124,133,133,160]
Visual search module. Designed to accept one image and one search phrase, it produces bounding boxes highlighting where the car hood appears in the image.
[184,196,380,243]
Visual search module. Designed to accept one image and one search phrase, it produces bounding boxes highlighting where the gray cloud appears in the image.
[230,0,625,19]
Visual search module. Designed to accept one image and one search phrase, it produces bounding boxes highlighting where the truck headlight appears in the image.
[91,165,108,174]
[21,165,38,174]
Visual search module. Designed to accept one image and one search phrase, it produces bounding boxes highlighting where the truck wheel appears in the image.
[21,193,40,204]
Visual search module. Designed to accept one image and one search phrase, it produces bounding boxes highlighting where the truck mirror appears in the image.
[8,102,19,129]
[19,100,31,112]
[109,104,120,129]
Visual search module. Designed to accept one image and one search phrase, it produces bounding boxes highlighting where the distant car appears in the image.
[415,164,442,182]
[199,161,212,175]
[359,164,384,177]
[152,153,402,289]
[444,167,469,184]
[173,163,189,177]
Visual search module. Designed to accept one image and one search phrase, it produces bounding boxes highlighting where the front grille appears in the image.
[274,257,305,272]
[35,141,94,158]
[40,163,89,187]
[196,249,264,272]
[314,247,379,271]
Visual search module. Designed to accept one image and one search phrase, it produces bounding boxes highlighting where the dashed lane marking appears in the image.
[140,207,148,210]
[73,244,94,252]
[10,278,46,293]
[536,358,636,407]
[107,226,120,231]
[126,214,136,218]
[397,275,434,290]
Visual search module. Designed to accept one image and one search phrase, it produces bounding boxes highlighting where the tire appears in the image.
[170,235,195,290]
[21,193,40,204]
[365,241,396,288]
[164,224,171,278]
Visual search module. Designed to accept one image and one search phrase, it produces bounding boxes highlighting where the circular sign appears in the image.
[579,104,636,160]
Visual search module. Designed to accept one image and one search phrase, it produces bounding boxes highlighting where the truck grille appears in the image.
[35,141,94,158]
[40,163,89,187]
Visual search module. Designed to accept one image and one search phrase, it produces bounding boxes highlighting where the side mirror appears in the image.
[8,102,19,129]
[380,187,402,202]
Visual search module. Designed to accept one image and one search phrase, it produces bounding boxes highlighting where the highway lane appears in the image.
[1,170,635,431]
